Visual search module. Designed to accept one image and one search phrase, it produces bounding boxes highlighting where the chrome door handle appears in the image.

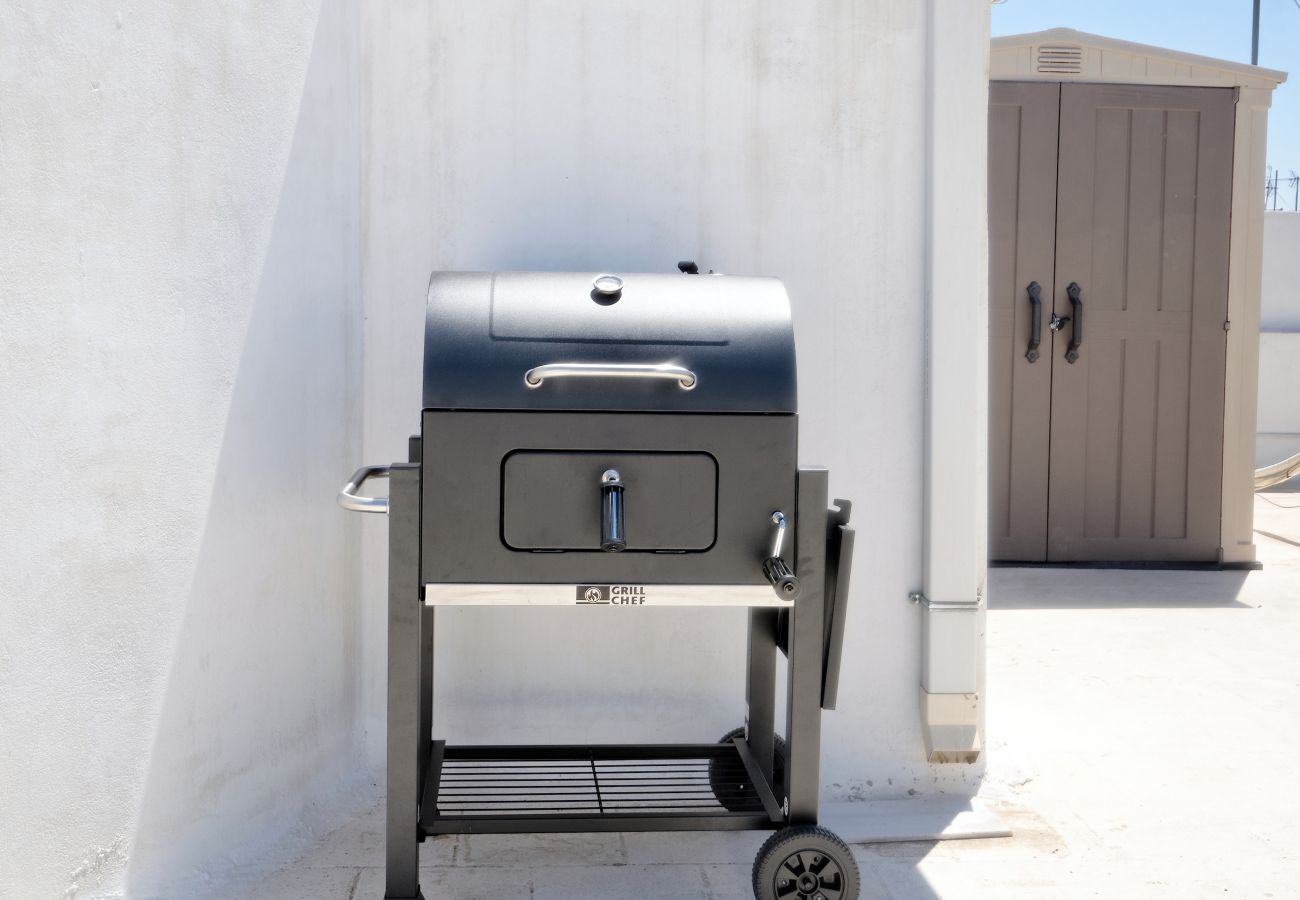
[338,465,391,513]
[1065,282,1083,364]
[524,362,697,390]
[1025,281,1042,363]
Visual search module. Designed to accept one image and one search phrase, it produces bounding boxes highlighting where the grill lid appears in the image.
[423,271,797,413]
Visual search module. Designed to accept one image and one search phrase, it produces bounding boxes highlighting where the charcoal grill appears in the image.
[339,268,859,900]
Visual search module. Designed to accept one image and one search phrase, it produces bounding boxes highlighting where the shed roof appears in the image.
[991,28,1287,90]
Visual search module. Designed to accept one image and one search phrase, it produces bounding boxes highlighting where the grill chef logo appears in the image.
[576,585,647,605]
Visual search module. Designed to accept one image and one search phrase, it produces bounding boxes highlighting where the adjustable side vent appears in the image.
[1036,44,1083,75]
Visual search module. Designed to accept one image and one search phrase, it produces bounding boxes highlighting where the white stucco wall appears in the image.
[1261,211,1300,331]
[1257,212,1300,469]
[0,2,363,898]
[360,0,989,799]
[1,2,990,895]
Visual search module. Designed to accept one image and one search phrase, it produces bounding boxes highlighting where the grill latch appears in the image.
[762,511,800,599]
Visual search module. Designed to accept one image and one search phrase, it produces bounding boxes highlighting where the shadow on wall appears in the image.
[125,3,364,895]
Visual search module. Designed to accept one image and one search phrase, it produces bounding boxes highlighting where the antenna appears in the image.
[1253,0,1261,65]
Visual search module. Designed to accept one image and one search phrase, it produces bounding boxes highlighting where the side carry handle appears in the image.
[338,465,391,514]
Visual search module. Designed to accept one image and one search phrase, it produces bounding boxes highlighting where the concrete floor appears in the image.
[202,492,1300,900]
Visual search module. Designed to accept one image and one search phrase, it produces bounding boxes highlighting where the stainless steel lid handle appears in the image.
[762,511,800,599]
[524,362,697,390]
[338,465,391,514]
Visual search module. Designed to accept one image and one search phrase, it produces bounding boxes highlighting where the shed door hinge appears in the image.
[1224,319,1232,332]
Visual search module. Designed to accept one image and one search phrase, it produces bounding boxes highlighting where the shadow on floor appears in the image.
[988,567,1253,610]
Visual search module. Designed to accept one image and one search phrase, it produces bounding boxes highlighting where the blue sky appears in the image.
[992,0,1300,183]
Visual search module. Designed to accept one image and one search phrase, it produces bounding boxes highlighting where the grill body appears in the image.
[341,269,859,900]
[420,270,799,586]
[420,411,795,584]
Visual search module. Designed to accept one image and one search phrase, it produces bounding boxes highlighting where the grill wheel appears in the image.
[710,726,787,812]
[752,825,861,900]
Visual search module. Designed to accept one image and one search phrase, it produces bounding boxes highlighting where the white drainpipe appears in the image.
[919,0,989,764]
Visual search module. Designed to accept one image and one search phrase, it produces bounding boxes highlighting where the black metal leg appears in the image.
[386,464,424,900]
[745,608,778,788]
[785,467,827,825]
[409,437,433,800]
[409,436,434,807]
[418,606,433,802]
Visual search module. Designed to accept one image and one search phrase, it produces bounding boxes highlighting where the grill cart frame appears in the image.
[339,270,858,900]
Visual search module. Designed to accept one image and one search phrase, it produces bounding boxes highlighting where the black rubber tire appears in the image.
[709,726,787,812]
[752,825,861,900]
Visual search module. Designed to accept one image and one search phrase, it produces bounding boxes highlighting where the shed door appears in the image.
[988,83,1235,563]
[988,82,1059,561]
[1047,85,1234,562]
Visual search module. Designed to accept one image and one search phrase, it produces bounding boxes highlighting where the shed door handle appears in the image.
[1025,281,1042,363]
[1065,282,1083,364]
[524,362,697,390]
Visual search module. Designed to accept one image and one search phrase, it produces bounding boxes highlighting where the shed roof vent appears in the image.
[1036,44,1083,75]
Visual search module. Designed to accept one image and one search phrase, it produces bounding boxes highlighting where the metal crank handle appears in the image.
[338,465,391,514]
[762,511,800,599]
[524,362,697,390]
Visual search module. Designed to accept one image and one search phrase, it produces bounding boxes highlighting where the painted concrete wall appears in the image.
[360,0,989,798]
[1261,211,1300,331]
[1,2,990,895]
[0,3,363,898]
[1257,212,1300,468]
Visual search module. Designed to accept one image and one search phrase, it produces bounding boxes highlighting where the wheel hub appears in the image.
[776,849,844,900]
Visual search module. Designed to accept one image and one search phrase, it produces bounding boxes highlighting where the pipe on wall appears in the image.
[918,0,990,764]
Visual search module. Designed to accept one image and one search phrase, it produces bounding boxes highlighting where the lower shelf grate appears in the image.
[421,742,780,834]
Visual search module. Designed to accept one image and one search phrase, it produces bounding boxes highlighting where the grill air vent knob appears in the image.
[591,273,624,304]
